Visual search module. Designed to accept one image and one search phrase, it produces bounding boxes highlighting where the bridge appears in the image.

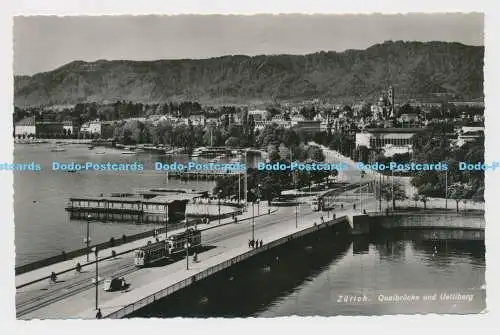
[16,195,371,319]
[16,180,485,319]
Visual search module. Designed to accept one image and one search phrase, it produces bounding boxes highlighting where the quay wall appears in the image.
[105,216,352,319]
[369,212,485,231]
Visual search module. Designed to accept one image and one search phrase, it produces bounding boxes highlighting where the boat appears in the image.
[121,151,136,155]
[191,147,206,158]
[88,145,94,150]
[95,151,106,155]
[50,146,66,152]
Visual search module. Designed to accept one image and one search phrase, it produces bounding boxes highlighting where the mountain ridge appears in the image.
[14,40,484,107]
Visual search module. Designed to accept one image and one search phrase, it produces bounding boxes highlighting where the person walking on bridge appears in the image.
[96,308,102,319]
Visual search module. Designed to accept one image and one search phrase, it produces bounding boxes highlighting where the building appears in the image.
[101,121,119,139]
[355,128,424,157]
[398,113,420,125]
[80,119,102,135]
[188,115,206,126]
[248,110,271,121]
[293,120,321,134]
[254,120,291,131]
[371,104,384,121]
[62,120,74,135]
[14,116,36,138]
[455,126,484,147]
[35,121,64,138]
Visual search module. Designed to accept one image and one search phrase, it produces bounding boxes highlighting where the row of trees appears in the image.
[410,123,484,210]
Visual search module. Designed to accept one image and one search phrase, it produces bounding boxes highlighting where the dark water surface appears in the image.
[130,221,485,317]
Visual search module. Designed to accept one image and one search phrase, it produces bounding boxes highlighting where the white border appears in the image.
[1,0,498,333]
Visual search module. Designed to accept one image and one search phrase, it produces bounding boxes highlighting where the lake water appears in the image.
[14,144,262,266]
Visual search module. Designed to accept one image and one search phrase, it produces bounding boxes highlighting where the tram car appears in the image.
[167,228,202,255]
[310,197,321,211]
[134,240,168,267]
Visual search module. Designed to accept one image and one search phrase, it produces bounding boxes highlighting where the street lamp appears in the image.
[165,203,169,240]
[295,201,299,229]
[91,247,99,311]
[251,201,255,242]
[218,190,222,225]
[185,222,190,270]
[257,184,262,215]
[85,214,92,262]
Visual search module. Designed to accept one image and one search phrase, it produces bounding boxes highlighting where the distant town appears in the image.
[13,85,485,207]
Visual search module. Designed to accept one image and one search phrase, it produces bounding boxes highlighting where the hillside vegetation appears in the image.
[14,41,483,107]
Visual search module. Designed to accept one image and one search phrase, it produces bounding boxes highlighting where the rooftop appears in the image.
[360,128,425,134]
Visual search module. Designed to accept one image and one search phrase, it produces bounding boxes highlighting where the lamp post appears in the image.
[185,219,190,270]
[218,190,222,225]
[445,170,448,210]
[92,247,99,311]
[251,201,255,241]
[257,184,261,215]
[85,214,92,262]
[295,202,298,229]
[165,203,169,240]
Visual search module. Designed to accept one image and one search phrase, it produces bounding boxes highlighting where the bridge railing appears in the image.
[105,216,348,319]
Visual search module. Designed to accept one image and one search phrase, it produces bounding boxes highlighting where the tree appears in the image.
[225,137,240,148]
[419,195,428,209]
[381,182,407,210]
[448,182,474,212]
[307,145,325,162]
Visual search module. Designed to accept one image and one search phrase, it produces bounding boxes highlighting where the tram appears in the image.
[167,228,202,255]
[134,240,168,267]
[310,197,321,211]
[134,228,202,267]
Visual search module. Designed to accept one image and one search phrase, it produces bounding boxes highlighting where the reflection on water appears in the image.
[130,227,485,317]
[259,229,485,316]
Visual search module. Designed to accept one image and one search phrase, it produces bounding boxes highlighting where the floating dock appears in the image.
[66,188,208,223]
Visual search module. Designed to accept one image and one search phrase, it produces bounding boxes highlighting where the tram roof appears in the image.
[138,241,166,251]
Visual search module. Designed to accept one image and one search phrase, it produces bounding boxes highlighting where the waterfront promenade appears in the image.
[16,202,274,289]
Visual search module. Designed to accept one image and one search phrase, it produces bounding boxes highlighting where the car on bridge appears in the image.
[103,277,129,292]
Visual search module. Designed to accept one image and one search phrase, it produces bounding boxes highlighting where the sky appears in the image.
[13,13,484,76]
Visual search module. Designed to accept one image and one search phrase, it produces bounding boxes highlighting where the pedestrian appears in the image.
[260,240,263,248]
[341,203,343,209]
[96,308,102,319]
[248,240,251,248]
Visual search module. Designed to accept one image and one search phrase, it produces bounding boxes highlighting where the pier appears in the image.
[65,188,211,223]
[166,170,243,182]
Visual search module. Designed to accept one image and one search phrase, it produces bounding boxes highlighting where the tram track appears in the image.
[16,264,138,317]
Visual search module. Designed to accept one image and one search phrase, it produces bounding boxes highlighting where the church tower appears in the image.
[388,85,395,118]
